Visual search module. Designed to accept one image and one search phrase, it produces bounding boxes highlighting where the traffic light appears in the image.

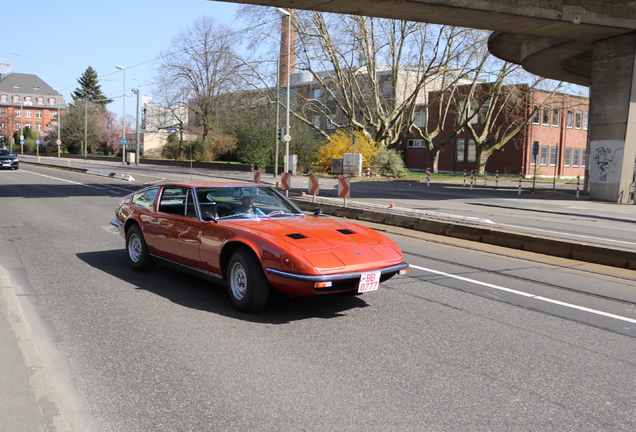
[277,127,286,141]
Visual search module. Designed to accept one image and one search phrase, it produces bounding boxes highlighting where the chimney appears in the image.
[279,10,296,87]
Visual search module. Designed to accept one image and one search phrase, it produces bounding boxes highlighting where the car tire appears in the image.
[126,224,155,272]
[227,249,270,312]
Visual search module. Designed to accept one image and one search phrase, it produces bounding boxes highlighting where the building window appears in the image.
[408,139,425,148]
[0,108,4,116]
[572,148,581,167]
[567,109,573,128]
[414,111,426,128]
[326,115,336,130]
[35,111,42,119]
[24,96,33,105]
[583,112,588,130]
[52,112,58,120]
[542,107,550,125]
[575,110,582,129]
[456,140,465,161]
[466,139,476,162]
[382,80,392,97]
[12,95,20,103]
[36,97,44,104]
[48,98,56,105]
[25,110,32,118]
[0,94,7,102]
[0,122,4,130]
[15,109,21,117]
[540,145,549,165]
[25,123,32,129]
[455,138,476,162]
[532,105,540,124]
[478,100,489,124]
[311,116,321,127]
[552,108,560,127]
[35,123,42,132]
[550,146,558,166]
[312,88,321,100]
[15,123,21,130]
[564,148,572,167]
[458,100,479,125]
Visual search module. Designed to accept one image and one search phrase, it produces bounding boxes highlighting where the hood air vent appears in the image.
[286,233,308,240]
[336,229,355,235]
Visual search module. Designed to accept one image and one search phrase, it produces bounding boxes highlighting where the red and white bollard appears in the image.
[470,170,474,191]
[518,173,523,195]
[426,168,430,187]
[576,175,580,198]
[367,165,371,179]
[495,170,499,189]
[463,169,467,187]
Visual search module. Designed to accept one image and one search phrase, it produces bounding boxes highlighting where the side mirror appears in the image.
[202,212,218,223]
[313,208,323,217]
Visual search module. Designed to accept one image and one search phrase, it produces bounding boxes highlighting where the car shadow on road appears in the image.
[77,249,369,324]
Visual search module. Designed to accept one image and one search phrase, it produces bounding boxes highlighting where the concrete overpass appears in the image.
[215,0,636,202]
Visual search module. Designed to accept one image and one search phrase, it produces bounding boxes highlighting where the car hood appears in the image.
[236,217,384,251]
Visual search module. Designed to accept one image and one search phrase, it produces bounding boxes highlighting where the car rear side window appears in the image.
[132,188,159,210]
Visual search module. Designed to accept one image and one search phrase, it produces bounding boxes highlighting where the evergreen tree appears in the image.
[72,66,113,106]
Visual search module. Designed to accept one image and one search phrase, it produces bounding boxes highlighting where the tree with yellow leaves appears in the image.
[315,130,379,172]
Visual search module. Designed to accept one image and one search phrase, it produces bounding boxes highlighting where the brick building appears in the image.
[403,83,589,178]
[0,73,66,146]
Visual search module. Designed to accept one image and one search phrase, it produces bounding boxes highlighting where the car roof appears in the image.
[155,182,269,188]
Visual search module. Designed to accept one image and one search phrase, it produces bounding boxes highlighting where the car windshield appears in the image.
[0,149,15,156]
[195,185,304,220]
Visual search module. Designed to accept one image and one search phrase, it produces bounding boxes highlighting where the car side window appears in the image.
[131,188,159,211]
[158,187,197,218]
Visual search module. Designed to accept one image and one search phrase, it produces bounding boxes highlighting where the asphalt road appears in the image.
[1,165,636,431]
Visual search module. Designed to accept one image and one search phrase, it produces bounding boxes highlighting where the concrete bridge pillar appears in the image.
[589,32,636,203]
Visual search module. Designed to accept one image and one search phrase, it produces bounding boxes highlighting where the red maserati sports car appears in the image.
[111,182,409,312]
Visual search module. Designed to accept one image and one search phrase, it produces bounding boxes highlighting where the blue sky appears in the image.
[2,0,242,119]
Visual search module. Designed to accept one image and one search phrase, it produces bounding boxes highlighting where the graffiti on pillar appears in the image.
[589,140,623,183]
[593,147,613,181]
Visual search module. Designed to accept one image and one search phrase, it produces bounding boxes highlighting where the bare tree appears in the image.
[154,17,244,153]
[458,63,561,175]
[292,13,485,148]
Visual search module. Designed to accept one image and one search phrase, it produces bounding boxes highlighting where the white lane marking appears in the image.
[23,169,102,189]
[411,264,636,325]
[22,169,132,193]
[495,222,636,247]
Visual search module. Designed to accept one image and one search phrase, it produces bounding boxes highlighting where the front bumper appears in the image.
[267,262,409,293]
[266,262,409,283]
[0,159,19,169]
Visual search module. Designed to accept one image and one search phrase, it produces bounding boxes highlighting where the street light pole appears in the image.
[274,56,280,178]
[53,88,61,158]
[277,7,292,174]
[84,100,88,161]
[132,88,140,166]
[116,65,126,164]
